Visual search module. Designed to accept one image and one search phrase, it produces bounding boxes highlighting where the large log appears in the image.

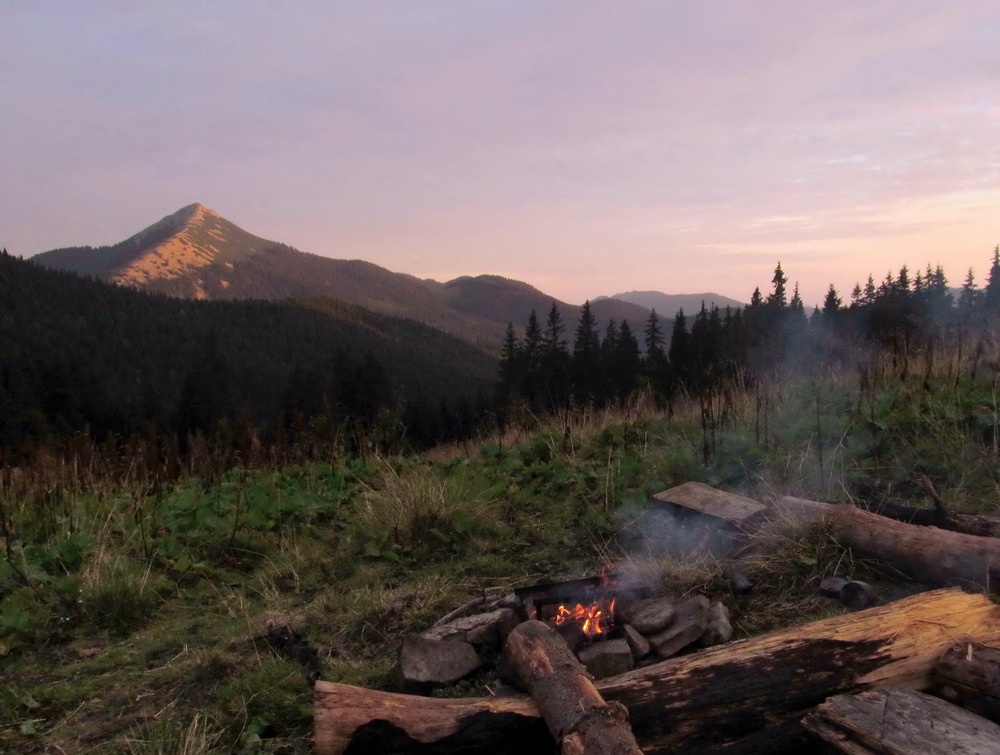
[775,496,1000,590]
[504,620,642,755]
[933,642,1000,723]
[315,588,1000,753]
[802,687,1000,754]
[863,500,1000,539]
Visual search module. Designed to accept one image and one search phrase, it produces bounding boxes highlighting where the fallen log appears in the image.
[313,683,551,754]
[863,500,1000,539]
[775,496,1000,590]
[933,642,1000,723]
[504,620,641,755]
[802,687,1000,754]
[314,588,1000,753]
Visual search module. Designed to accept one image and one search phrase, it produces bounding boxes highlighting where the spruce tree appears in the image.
[985,246,1000,310]
[767,263,788,308]
[571,302,601,404]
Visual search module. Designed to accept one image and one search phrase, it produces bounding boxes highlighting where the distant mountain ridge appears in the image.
[32,204,683,348]
[597,290,745,317]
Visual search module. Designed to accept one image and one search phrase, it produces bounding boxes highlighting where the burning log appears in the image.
[933,643,1000,723]
[314,588,1000,753]
[774,496,1000,591]
[504,620,642,754]
[802,687,1000,754]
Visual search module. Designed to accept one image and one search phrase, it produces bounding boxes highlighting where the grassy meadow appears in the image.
[3,359,1000,752]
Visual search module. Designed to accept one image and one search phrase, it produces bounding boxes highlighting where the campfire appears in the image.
[552,598,616,636]
[514,572,636,643]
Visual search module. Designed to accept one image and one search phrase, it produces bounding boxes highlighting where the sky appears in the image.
[3,1,1000,308]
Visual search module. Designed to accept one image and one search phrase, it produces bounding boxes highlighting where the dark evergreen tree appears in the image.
[497,322,521,402]
[612,320,641,399]
[959,269,981,313]
[668,309,692,380]
[767,263,788,308]
[643,308,668,397]
[571,302,601,404]
[541,303,570,411]
[984,246,1000,311]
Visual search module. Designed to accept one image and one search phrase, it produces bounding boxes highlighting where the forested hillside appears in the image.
[497,255,1000,435]
[0,252,497,458]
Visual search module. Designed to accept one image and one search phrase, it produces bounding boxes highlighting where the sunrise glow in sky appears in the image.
[3,2,999,307]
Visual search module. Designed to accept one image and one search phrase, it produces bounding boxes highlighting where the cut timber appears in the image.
[934,642,1000,723]
[504,620,642,755]
[775,496,1000,591]
[314,589,1000,753]
[802,687,1000,754]
[635,482,768,558]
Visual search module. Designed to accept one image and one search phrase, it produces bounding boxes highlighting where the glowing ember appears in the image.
[553,598,616,636]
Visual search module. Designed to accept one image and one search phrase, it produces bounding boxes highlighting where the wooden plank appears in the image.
[651,481,767,524]
[802,687,1000,754]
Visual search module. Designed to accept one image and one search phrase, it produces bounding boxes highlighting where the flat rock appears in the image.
[648,595,709,658]
[620,596,677,635]
[620,624,651,660]
[399,635,482,687]
[420,608,520,647]
[698,601,733,647]
[578,638,633,680]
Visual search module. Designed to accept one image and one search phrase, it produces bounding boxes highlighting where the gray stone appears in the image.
[420,608,520,648]
[819,577,848,598]
[399,635,482,687]
[648,595,709,658]
[577,638,633,679]
[620,596,677,635]
[698,601,733,647]
[620,623,651,660]
[840,581,878,611]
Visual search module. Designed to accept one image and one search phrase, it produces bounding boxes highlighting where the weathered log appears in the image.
[505,620,642,755]
[313,682,552,754]
[775,496,1000,590]
[802,687,1000,754]
[314,588,1000,753]
[864,499,1000,539]
[933,642,1000,723]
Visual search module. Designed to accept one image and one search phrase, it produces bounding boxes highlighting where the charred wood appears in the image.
[802,687,1000,754]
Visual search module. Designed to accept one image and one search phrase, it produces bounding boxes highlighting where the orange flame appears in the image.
[553,598,616,636]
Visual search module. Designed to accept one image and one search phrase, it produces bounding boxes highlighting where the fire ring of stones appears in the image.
[397,573,732,691]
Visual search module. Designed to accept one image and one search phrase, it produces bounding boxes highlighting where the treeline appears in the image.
[498,250,1000,419]
[0,251,497,464]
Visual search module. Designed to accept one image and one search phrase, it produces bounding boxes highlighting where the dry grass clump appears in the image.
[125,712,222,755]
